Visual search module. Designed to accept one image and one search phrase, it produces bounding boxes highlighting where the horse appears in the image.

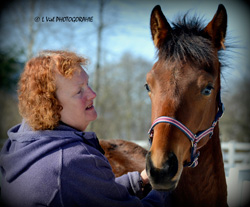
[99,139,147,176]
[100,4,228,206]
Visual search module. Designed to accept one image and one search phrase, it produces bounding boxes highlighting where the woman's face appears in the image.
[55,65,97,131]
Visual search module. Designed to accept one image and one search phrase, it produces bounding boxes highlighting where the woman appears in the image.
[0,50,168,207]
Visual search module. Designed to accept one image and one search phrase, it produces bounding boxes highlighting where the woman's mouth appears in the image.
[86,104,94,110]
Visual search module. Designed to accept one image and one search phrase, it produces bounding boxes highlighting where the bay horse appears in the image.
[100,4,228,206]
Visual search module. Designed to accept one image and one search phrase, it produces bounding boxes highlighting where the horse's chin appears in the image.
[146,159,184,191]
[149,166,183,191]
[151,179,178,191]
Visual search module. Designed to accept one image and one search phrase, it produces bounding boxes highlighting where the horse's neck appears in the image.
[172,125,228,207]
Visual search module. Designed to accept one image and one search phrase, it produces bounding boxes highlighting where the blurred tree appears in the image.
[0,51,22,91]
[220,68,250,142]
[0,91,22,143]
[0,0,91,61]
[0,51,23,142]
[93,0,105,109]
[90,0,118,130]
[0,0,44,60]
[89,53,152,141]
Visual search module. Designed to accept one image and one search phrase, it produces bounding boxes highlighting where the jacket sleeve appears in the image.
[115,171,143,196]
[52,141,168,207]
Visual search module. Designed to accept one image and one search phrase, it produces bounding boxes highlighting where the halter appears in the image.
[148,91,225,168]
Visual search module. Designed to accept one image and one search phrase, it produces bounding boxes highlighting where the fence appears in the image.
[221,141,250,207]
[222,141,250,174]
[131,140,250,170]
[132,140,250,207]
[1,139,250,206]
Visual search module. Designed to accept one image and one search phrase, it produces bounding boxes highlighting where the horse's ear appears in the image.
[150,5,172,48]
[204,4,227,50]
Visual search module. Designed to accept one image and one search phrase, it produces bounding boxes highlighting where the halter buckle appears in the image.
[190,140,194,147]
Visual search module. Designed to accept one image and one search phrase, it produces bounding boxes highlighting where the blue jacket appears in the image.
[0,120,168,207]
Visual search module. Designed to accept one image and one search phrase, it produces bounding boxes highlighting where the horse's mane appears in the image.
[157,14,220,71]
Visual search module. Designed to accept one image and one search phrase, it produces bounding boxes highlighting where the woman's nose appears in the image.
[87,86,96,100]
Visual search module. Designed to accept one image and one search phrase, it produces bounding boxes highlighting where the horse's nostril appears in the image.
[165,152,178,178]
[146,151,178,184]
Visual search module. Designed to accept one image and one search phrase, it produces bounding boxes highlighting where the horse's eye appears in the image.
[144,83,151,92]
[202,85,214,96]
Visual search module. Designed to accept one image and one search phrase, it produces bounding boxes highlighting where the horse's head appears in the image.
[146,4,227,190]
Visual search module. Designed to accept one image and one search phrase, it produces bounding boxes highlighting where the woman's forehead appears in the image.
[74,67,89,85]
[55,65,88,88]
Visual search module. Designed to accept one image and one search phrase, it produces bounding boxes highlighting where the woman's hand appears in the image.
[140,169,149,186]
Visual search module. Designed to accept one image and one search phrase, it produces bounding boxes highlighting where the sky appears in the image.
[101,0,249,81]
[91,0,250,95]
[1,0,249,91]
[105,0,250,62]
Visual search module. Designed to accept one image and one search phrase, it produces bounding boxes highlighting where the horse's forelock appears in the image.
[157,13,222,71]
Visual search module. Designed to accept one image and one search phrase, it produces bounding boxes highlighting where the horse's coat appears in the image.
[99,139,147,176]
[100,4,228,207]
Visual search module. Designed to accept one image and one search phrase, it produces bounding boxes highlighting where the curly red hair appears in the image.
[18,50,88,130]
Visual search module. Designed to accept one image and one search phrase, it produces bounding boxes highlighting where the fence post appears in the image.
[228,141,235,168]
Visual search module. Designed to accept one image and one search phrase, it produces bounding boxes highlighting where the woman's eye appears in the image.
[202,85,214,96]
[144,83,151,92]
[77,87,84,95]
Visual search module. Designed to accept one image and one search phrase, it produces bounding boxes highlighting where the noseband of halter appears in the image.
[148,92,225,168]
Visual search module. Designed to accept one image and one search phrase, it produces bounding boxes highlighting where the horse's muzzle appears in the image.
[146,151,178,190]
